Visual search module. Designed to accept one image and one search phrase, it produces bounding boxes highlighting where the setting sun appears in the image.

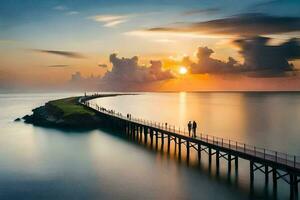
[179,66,188,75]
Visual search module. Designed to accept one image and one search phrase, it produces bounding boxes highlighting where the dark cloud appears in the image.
[182,8,220,16]
[189,47,243,74]
[70,72,83,82]
[187,36,300,77]
[33,49,86,59]
[98,64,108,68]
[250,0,282,9]
[146,13,300,36]
[47,64,69,68]
[233,36,300,77]
[247,1,300,17]
[102,54,174,83]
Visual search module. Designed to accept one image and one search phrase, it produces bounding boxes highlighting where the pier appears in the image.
[79,95,300,199]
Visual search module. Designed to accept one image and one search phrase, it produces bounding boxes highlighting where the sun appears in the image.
[179,66,188,75]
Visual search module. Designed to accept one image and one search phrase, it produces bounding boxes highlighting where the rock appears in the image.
[21,97,103,130]
[14,118,21,122]
[22,114,33,122]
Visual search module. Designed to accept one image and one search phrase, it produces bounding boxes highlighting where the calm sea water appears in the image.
[1,92,300,199]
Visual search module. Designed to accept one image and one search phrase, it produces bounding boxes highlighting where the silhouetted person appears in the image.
[165,123,168,129]
[192,121,197,138]
[188,121,192,136]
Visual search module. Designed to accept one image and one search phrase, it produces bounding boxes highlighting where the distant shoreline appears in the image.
[2,90,300,95]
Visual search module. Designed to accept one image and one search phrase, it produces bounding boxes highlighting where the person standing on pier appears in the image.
[192,121,197,138]
[188,121,192,136]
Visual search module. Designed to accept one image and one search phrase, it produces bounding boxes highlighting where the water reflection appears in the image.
[179,92,187,127]
[93,92,300,154]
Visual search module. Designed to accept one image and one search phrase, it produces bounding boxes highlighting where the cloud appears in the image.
[90,15,129,27]
[53,5,67,11]
[186,36,300,77]
[47,65,69,68]
[53,5,79,16]
[33,49,86,59]
[70,72,83,82]
[250,0,281,8]
[232,36,300,77]
[98,64,108,68]
[182,8,220,16]
[102,53,175,83]
[154,39,176,43]
[68,55,175,91]
[249,0,297,10]
[189,47,243,74]
[66,11,79,15]
[144,13,300,37]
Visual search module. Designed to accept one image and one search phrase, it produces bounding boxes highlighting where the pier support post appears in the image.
[155,131,158,149]
[178,138,181,159]
[150,129,153,147]
[272,168,277,191]
[131,124,134,140]
[139,126,143,142]
[235,156,238,172]
[161,133,164,150]
[295,179,298,197]
[228,154,232,173]
[186,141,190,162]
[198,143,201,163]
[290,174,295,200]
[167,134,171,153]
[132,124,136,141]
[130,123,133,139]
[216,150,220,174]
[137,126,140,141]
[265,165,269,185]
[144,127,148,144]
[250,161,254,190]
[123,122,126,135]
[135,125,138,141]
[128,123,130,136]
[127,123,129,137]
[208,148,212,165]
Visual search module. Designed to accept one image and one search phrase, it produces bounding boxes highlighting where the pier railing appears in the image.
[79,97,300,169]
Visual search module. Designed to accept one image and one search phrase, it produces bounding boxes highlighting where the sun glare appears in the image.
[179,66,188,75]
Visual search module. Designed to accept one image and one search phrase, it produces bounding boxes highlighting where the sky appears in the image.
[0,0,300,91]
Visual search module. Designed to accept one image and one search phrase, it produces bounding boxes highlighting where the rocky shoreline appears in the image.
[21,97,103,129]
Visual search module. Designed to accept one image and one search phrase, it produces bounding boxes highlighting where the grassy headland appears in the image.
[22,96,101,129]
[49,97,95,117]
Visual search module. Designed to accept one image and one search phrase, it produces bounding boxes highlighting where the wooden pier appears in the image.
[79,95,300,199]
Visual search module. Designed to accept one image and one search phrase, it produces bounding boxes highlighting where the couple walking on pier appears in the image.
[188,121,197,138]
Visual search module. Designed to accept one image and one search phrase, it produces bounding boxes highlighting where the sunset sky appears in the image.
[0,0,300,91]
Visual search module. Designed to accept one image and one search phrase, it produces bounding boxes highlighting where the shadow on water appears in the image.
[96,127,282,200]
[20,120,101,134]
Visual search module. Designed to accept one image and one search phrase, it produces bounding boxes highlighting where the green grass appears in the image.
[49,97,95,117]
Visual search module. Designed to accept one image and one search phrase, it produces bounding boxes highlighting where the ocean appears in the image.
[1,92,300,199]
